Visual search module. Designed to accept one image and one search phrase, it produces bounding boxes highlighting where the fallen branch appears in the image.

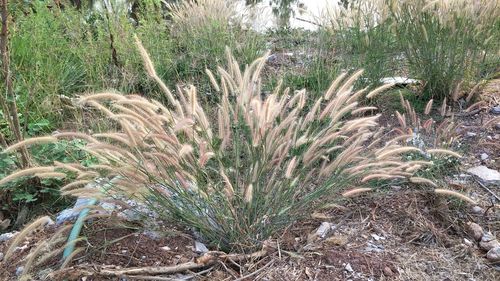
[476,180,500,202]
[232,259,274,281]
[112,266,214,280]
[50,246,273,278]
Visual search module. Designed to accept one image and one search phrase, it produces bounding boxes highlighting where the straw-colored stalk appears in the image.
[434,189,476,204]
[4,216,53,261]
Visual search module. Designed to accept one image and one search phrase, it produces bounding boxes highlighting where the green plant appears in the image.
[8,1,86,127]
[262,29,341,97]
[393,95,462,180]
[389,0,500,100]
[0,139,97,229]
[321,0,398,88]
[1,41,442,252]
[167,0,266,96]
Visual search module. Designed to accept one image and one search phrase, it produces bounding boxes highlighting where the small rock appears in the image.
[0,231,18,242]
[118,209,143,221]
[56,198,96,224]
[315,222,333,238]
[370,234,385,241]
[480,233,500,251]
[142,230,162,240]
[487,247,500,261]
[466,132,477,137]
[466,222,484,241]
[383,266,394,276]
[364,242,384,253]
[194,241,209,253]
[480,153,489,161]
[15,244,29,252]
[481,232,496,242]
[467,166,500,185]
[491,106,500,115]
[36,268,54,280]
[267,54,277,62]
[160,246,171,251]
[99,202,117,212]
[391,185,402,191]
[0,252,3,262]
[16,266,24,276]
[344,263,354,272]
[496,123,500,130]
[463,238,473,247]
[471,206,484,214]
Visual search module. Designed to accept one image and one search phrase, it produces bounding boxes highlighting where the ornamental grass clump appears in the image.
[2,39,440,252]
[389,0,500,99]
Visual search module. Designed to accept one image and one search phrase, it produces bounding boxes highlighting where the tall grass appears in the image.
[1,41,441,252]
[390,0,500,99]
[321,0,397,88]
[319,0,500,100]
[2,1,175,134]
[166,0,266,95]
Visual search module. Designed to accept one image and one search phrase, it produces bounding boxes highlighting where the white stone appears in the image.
[487,247,500,261]
[380,77,420,85]
[370,234,385,241]
[344,263,354,272]
[463,238,473,247]
[491,106,500,115]
[315,222,332,238]
[480,153,489,160]
[467,166,500,185]
[0,231,19,242]
[471,206,484,214]
[480,232,500,251]
[194,241,209,253]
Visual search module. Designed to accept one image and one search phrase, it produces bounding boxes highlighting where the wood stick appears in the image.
[50,248,271,278]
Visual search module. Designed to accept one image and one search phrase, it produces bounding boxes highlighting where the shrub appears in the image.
[1,42,444,252]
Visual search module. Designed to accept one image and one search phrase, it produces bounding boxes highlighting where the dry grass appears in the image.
[166,0,238,36]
